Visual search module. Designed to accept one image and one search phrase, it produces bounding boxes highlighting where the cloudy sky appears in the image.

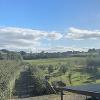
[0,0,100,52]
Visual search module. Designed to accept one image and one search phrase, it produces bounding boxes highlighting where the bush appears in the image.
[52,81,66,87]
[0,61,23,100]
[48,65,54,74]
[59,64,68,74]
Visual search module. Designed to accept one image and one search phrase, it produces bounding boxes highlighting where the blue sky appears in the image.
[0,0,100,52]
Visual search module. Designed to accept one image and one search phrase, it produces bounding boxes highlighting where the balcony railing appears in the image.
[56,84,100,100]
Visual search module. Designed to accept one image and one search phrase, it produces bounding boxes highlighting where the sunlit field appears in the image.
[25,56,100,86]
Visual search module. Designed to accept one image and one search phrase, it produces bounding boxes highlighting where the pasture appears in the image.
[25,57,100,86]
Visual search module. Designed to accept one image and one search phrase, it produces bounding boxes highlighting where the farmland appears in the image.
[25,56,100,86]
[0,51,100,99]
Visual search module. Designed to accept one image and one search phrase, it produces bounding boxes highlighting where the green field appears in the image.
[25,57,100,86]
[1,56,100,99]
[25,57,86,65]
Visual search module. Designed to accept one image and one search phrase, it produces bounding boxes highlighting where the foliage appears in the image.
[13,66,51,97]
[87,55,100,67]
[48,65,54,74]
[51,81,66,87]
[59,64,68,74]
[0,60,23,100]
[20,50,89,60]
[1,48,100,98]
[26,55,100,87]
[0,49,22,61]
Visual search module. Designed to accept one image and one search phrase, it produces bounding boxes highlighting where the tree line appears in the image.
[0,48,100,60]
[0,49,22,61]
[20,48,100,60]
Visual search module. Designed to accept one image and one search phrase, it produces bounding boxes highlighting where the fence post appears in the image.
[61,89,63,100]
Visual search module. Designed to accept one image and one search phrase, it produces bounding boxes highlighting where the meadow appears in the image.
[25,56,100,86]
[1,55,100,99]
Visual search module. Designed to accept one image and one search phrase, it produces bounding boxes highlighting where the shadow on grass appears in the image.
[73,67,100,83]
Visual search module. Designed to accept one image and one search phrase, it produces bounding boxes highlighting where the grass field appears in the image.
[25,57,100,86]
[10,56,100,99]
[25,57,86,65]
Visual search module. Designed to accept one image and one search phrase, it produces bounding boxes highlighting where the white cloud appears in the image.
[33,46,88,53]
[47,31,63,40]
[0,27,63,50]
[1,26,95,52]
[66,27,100,40]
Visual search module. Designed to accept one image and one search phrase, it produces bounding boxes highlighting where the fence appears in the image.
[57,86,100,100]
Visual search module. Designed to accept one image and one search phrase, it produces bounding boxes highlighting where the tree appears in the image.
[67,62,74,85]
[48,65,54,74]
[59,64,67,74]
[68,73,72,85]
[20,51,26,55]
[88,48,96,53]
[0,53,3,60]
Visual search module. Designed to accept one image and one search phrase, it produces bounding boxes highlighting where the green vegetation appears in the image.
[13,65,55,98]
[0,60,23,100]
[0,49,100,99]
[0,49,22,60]
[20,48,100,60]
[25,56,100,87]
[0,50,23,99]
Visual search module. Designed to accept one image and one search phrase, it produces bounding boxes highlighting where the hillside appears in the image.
[0,50,100,99]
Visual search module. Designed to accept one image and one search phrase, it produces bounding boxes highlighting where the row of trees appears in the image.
[0,49,22,61]
[33,63,73,86]
[20,51,87,60]
[20,48,100,60]
[1,48,100,60]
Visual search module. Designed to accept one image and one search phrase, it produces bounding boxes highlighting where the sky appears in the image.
[0,0,100,52]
